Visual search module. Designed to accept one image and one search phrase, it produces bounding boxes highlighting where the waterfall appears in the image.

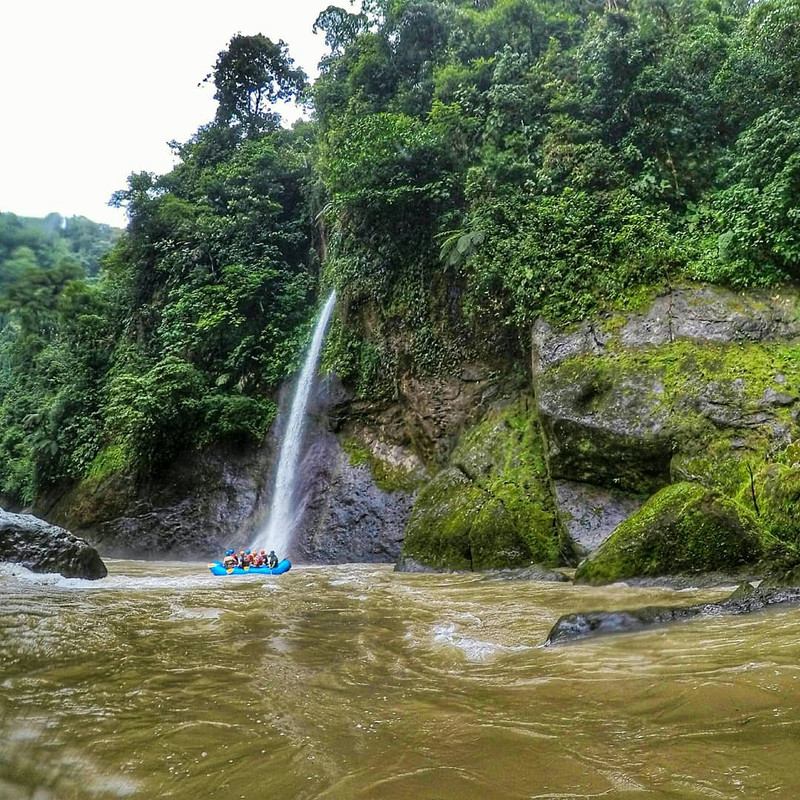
[251,290,337,557]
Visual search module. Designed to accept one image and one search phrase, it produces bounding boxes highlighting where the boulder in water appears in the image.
[574,482,766,585]
[0,509,107,579]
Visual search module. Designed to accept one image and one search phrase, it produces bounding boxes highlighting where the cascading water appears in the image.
[251,290,337,557]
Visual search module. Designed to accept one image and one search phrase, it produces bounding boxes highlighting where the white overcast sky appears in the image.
[0,0,332,227]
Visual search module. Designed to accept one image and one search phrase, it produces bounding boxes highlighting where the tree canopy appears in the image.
[208,34,308,134]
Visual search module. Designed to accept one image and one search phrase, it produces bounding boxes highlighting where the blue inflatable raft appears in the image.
[208,559,292,576]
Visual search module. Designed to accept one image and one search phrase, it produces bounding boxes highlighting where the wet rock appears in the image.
[752,463,800,554]
[292,428,418,563]
[613,572,761,590]
[545,583,800,645]
[0,509,107,579]
[546,604,706,645]
[760,387,798,408]
[401,467,485,571]
[531,319,610,372]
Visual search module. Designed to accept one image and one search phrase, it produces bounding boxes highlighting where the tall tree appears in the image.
[208,34,308,134]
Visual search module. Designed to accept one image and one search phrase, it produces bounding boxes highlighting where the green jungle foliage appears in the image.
[315,0,800,374]
[0,0,798,505]
[0,212,120,284]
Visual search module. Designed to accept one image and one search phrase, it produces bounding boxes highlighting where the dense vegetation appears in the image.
[315,0,800,378]
[0,212,119,284]
[0,0,798,506]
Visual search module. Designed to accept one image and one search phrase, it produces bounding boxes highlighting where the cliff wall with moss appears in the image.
[38,282,800,581]
[389,284,800,578]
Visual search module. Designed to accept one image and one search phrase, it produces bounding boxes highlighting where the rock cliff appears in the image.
[397,284,800,577]
[35,284,800,579]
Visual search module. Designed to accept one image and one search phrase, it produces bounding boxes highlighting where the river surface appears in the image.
[2,561,800,799]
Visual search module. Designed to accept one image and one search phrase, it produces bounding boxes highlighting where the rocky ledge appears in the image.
[0,509,107,579]
[545,582,800,645]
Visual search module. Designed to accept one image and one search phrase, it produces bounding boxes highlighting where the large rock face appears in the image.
[534,293,800,495]
[396,286,800,574]
[531,285,800,556]
[0,509,107,579]
[574,482,766,585]
[39,439,275,559]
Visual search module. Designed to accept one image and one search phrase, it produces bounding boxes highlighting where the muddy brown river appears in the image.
[2,560,799,799]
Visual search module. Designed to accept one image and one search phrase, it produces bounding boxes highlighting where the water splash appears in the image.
[251,290,337,557]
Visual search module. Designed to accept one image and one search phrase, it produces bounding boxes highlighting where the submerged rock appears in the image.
[545,583,800,645]
[574,482,766,585]
[480,565,570,582]
[546,604,705,645]
[0,509,107,579]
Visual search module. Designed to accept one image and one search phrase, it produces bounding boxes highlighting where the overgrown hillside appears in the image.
[315,0,800,390]
[0,0,798,522]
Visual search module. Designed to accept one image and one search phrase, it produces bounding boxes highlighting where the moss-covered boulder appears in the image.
[749,462,800,584]
[574,482,766,584]
[399,467,486,570]
[399,397,567,571]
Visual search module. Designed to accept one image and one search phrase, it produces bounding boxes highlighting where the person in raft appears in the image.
[222,549,237,569]
[267,550,279,569]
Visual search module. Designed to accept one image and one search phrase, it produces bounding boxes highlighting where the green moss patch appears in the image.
[574,481,766,585]
[401,397,567,571]
[341,437,425,493]
[754,465,800,545]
